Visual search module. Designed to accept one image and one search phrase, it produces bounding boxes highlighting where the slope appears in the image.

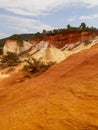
[0,43,98,130]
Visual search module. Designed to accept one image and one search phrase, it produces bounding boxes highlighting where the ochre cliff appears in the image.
[3,31,98,64]
[29,31,98,48]
[0,43,98,130]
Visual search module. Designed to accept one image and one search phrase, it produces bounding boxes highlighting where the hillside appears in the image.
[0,41,98,129]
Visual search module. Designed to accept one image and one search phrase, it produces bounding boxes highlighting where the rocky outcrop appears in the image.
[29,31,98,48]
[3,39,66,63]
[43,47,65,63]
[29,41,65,63]
[3,40,32,55]
[3,34,98,64]
[29,41,49,56]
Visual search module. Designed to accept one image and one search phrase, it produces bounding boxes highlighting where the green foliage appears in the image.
[41,23,98,36]
[89,26,97,31]
[66,24,71,31]
[23,57,54,74]
[34,32,43,39]
[42,29,47,35]
[80,22,86,30]
[0,52,20,68]
[46,30,53,35]
[19,34,33,41]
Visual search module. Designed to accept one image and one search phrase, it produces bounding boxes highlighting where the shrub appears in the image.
[0,52,20,68]
[23,57,54,74]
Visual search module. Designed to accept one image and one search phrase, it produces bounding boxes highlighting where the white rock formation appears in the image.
[29,41,49,55]
[29,41,65,63]
[43,47,65,63]
[3,40,32,55]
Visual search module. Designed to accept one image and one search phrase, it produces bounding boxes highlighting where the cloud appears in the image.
[0,14,53,38]
[0,0,69,16]
[6,8,35,16]
[68,13,98,22]
[79,13,98,20]
[0,0,98,16]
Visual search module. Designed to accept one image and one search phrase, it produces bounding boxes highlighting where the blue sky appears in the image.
[0,0,98,38]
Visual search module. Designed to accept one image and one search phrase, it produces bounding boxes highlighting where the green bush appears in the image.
[23,57,54,74]
[0,52,20,68]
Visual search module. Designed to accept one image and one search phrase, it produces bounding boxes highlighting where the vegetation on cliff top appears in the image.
[41,23,97,36]
[0,22,98,55]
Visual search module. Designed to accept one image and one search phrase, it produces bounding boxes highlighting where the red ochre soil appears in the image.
[29,31,98,48]
[0,43,98,130]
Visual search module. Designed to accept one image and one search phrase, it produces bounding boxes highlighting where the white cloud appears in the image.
[0,0,98,16]
[68,13,98,22]
[6,8,35,16]
[0,14,53,38]
[79,13,98,20]
[0,0,70,16]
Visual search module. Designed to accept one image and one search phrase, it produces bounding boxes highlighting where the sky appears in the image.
[0,0,98,39]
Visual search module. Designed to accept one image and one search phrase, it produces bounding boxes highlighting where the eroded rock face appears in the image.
[3,40,32,55]
[29,41,49,56]
[3,40,20,54]
[26,32,98,64]
[43,47,65,63]
[29,41,65,63]
[29,31,98,48]
[3,36,98,65]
